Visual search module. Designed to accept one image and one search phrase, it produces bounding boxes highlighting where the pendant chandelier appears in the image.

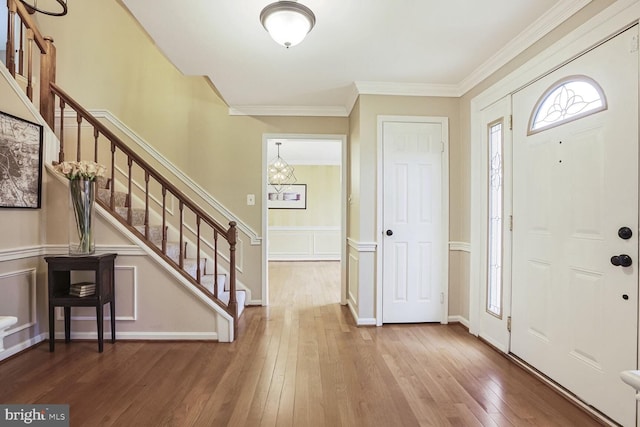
[268,142,297,193]
[260,1,316,48]
[20,0,67,16]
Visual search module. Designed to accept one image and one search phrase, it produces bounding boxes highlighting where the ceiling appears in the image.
[267,138,342,166]
[120,0,589,117]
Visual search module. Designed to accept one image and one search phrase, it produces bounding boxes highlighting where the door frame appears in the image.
[261,133,348,306]
[469,1,638,337]
[376,115,450,326]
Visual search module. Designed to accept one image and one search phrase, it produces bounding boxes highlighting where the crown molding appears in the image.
[457,0,593,95]
[354,81,461,98]
[228,105,349,117]
[223,0,594,116]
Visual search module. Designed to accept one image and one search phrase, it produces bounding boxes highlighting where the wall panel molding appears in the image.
[449,241,471,253]
[269,226,341,260]
[0,269,36,336]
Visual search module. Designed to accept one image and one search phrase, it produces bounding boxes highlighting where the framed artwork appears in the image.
[0,111,44,209]
[267,184,307,209]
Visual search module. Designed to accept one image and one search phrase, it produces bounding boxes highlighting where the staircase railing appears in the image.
[4,0,239,335]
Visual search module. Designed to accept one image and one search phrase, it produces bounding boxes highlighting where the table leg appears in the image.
[64,307,71,343]
[96,304,103,353]
[110,300,116,344]
[49,304,55,352]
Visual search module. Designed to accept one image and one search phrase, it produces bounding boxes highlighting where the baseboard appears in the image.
[54,331,218,341]
[0,333,46,362]
[347,299,377,326]
[447,315,470,329]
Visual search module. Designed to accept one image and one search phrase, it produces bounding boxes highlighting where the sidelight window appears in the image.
[487,120,503,318]
[529,76,606,134]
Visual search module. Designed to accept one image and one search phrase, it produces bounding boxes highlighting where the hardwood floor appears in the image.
[0,261,603,426]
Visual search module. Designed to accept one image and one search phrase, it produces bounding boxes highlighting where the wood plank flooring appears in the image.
[0,261,603,426]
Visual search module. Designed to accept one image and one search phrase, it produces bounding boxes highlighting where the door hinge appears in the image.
[509,215,513,231]
[440,292,444,304]
[441,141,445,153]
[507,316,512,332]
[508,115,513,131]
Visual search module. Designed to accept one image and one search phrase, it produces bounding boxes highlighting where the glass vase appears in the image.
[69,179,95,255]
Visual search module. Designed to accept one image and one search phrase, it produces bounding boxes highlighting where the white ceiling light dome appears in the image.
[260,1,316,48]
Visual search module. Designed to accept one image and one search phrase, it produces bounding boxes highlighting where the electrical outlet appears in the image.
[247,194,255,205]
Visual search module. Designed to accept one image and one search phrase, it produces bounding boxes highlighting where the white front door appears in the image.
[381,119,446,323]
[511,27,638,426]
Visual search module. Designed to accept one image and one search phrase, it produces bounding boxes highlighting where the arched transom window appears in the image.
[529,75,607,134]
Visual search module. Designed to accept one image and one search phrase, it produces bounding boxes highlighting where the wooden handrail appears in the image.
[4,0,240,336]
[49,83,229,236]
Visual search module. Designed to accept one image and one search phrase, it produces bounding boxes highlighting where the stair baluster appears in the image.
[5,0,243,338]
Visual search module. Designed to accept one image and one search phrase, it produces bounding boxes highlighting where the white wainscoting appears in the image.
[268,226,341,261]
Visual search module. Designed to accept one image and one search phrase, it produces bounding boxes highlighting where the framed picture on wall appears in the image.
[267,184,307,209]
[0,111,44,209]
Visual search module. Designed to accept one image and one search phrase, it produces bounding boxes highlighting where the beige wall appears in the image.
[35,2,349,233]
[347,95,462,321]
[268,165,341,227]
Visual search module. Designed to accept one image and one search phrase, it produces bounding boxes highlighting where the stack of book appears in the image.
[69,282,96,297]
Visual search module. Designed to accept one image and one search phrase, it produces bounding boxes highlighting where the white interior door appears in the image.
[382,120,445,323]
[511,27,638,426]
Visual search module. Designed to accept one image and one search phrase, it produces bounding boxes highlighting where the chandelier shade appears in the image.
[268,142,297,193]
[260,1,316,48]
[20,0,67,16]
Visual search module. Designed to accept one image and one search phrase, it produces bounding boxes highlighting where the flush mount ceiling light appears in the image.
[260,1,316,48]
[20,0,67,16]
[268,142,297,193]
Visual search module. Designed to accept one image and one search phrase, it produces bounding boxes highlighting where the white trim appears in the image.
[469,0,640,337]
[0,244,146,261]
[54,331,218,341]
[355,81,459,98]
[0,269,37,335]
[62,109,261,246]
[346,238,377,252]
[229,105,348,117]
[0,333,46,362]
[458,0,594,95]
[347,300,376,326]
[448,315,470,329]
[0,246,45,262]
[268,226,341,261]
[449,241,471,253]
[376,116,450,326]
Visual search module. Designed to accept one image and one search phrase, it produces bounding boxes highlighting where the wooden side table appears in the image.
[45,253,117,353]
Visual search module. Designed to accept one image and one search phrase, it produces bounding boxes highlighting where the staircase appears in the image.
[95,176,246,316]
[4,0,246,339]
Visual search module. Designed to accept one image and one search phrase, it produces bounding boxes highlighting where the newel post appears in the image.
[6,0,16,76]
[227,221,238,332]
[39,36,56,129]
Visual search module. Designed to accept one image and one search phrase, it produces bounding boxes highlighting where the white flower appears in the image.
[53,160,106,181]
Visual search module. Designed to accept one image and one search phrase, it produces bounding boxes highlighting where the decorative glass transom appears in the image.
[529,76,607,134]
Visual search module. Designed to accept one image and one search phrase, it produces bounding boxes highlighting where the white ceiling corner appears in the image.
[121,0,596,116]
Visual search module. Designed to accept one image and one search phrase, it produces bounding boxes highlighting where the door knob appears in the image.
[618,227,633,240]
[611,254,633,267]
[385,229,393,236]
